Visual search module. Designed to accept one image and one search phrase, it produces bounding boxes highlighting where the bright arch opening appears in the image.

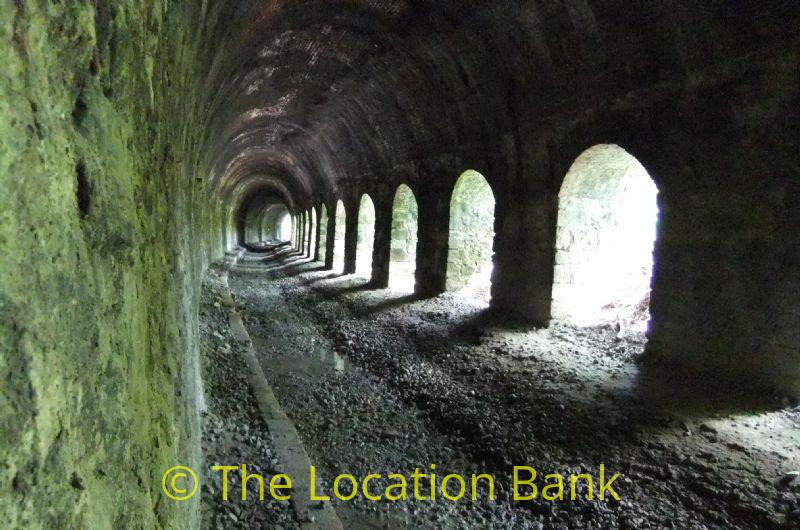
[389,184,418,292]
[552,144,659,331]
[277,210,293,242]
[356,194,376,278]
[333,200,346,273]
[308,208,317,259]
[447,170,496,304]
[318,204,328,263]
[303,210,311,256]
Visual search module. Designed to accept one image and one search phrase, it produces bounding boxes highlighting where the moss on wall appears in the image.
[0,2,225,528]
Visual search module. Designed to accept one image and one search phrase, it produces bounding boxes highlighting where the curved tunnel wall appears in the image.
[152,0,800,404]
[0,1,237,527]
[2,1,799,527]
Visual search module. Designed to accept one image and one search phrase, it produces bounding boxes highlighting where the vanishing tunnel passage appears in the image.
[447,170,496,304]
[356,194,376,278]
[389,185,418,292]
[237,192,295,247]
[2,2,799,530]
[552,145,659,330]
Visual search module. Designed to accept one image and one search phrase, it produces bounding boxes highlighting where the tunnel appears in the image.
[1,2,799,529]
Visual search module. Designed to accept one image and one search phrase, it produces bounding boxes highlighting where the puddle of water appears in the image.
[251,334,352,380]
[319,347,348,373]
[337,506,423,530]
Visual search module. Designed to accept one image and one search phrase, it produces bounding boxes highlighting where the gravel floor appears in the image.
[199,263,299,529]
[222,250,800,529]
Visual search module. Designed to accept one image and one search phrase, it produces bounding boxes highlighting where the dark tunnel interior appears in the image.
[1,1,799,528]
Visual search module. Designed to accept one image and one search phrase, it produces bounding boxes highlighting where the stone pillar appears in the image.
[324,207,336,270]
[645,172,800,396]
[314,205,323,262]
[298,215,303,249]
[344,202,359,274]
[415,192,450,297]
[292,215,298,249]
[491,191,558,326]
[298,213,304,254]
[371,199,393,287]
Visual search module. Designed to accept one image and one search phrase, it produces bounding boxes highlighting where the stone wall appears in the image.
[0,1,229,528]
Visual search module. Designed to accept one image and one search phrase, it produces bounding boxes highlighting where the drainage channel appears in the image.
[221,266,343,530]
[228,252,477,529]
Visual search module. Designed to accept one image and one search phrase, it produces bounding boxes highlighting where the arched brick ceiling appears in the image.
[201,0,800,213]
[203,1,505,209]
[227,174,297,218]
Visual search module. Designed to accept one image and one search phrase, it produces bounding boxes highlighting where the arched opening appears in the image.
[552,144,659,331]
[318,204,328,263]
[308,208,317,259]
[302,210,311,255]
[389,184,418,292]
[356,194,376,278]
[296,213,303,249]
[333,200,346,273]
[447,170,496,304]
[278,211,293,242]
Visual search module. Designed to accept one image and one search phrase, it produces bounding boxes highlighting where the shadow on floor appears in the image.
[297,272,349,285]
[631,359,790,418]
[284,263,327,277]
[244,251,793,419]
[447,307,547,340]
[357,293,419,315]
[315,278,377,295]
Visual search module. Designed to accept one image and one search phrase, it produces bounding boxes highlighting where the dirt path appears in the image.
[226,251,800,529]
